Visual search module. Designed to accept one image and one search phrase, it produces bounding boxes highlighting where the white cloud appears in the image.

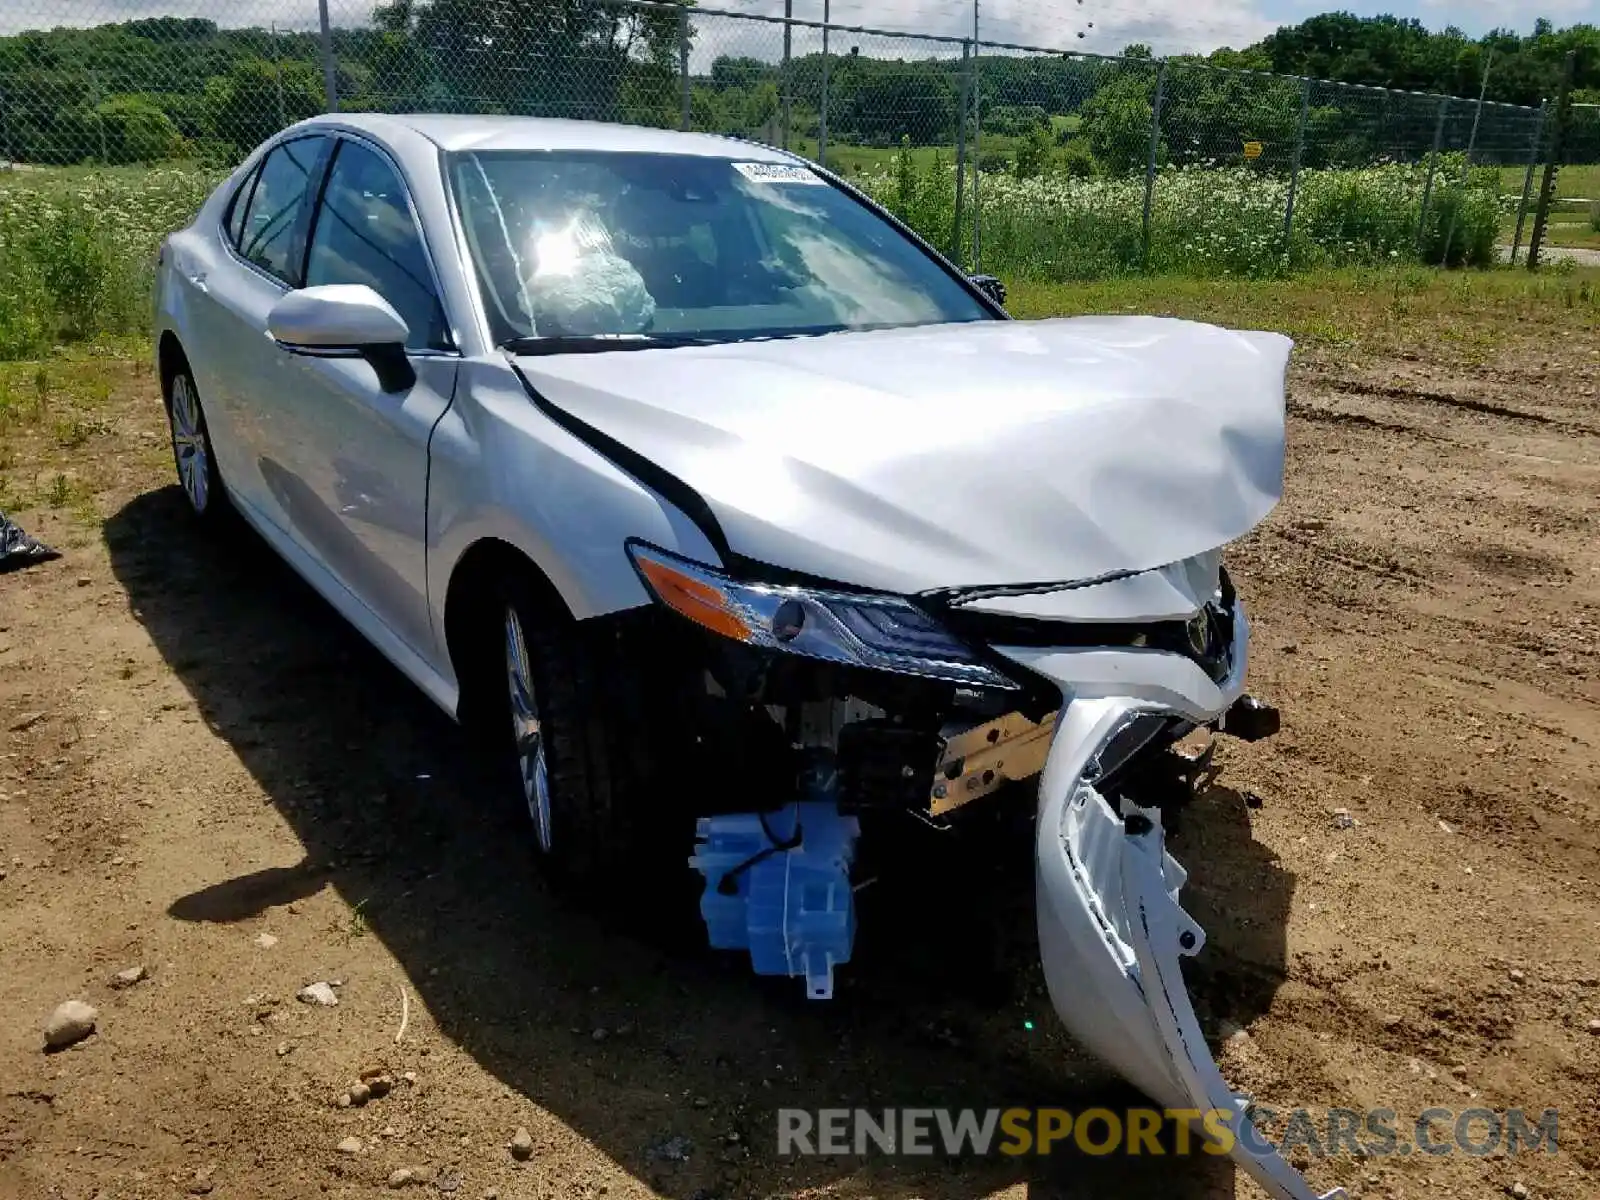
[3,0,326,35]
[7,0,1285,54]
[693,0,1275,62]
[681,0,1276,72]
[1417,0,1598,25]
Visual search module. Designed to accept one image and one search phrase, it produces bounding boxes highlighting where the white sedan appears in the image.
[153,113,1335,1200]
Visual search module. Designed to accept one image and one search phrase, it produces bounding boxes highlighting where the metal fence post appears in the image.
[1441,48,1492,267]
[818,0,831,166]
[971,26,983,270]
[317,0,339,112]
[678,7,691,132]
[953,39,970,266]
[1282,76,1311,263]
[1416,97,1448,255]
[272,23,287,132]
[1510,100,1548,266]
[1528,50,1577,271]
[1141,61,1168,272]
[780,0,792,151]
[90,69,108,163]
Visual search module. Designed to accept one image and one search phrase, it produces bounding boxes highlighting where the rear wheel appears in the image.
[164,366,230,524]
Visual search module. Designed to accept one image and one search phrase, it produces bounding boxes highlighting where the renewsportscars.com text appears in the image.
[776,1106,1559,1159]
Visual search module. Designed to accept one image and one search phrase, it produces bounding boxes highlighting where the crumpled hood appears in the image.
[514,316,1290,594]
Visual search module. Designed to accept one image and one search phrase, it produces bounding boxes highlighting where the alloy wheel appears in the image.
[168,374,211,515]
[503,605,553,852]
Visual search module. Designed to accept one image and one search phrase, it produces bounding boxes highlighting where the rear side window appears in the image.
[236,136,325,284]
[224,163,260,249]
[304,139,451,351]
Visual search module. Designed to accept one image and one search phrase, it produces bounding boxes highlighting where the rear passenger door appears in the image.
[265,134,460,662]
[200,132,331,527]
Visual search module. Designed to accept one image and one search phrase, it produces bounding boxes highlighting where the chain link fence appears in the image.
[0,0,1578,284]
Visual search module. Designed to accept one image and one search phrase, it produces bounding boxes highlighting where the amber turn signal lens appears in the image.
[634,555,753,642]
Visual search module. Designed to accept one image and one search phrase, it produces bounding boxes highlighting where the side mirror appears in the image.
[267,283,415,392]
[968,273,1007,308]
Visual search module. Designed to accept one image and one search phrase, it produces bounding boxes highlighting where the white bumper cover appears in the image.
[995,608,1347,1200]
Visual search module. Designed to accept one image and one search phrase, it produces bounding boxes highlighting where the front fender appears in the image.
[426,358,726,641]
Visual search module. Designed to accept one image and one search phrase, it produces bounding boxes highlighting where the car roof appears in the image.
[302,111,799,160]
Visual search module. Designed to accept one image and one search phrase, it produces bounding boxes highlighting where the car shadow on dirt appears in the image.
[108,485,1297,1200]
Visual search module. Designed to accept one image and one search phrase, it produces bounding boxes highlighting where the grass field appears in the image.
[787,133,1031,176]
[1497,162,1600,250]
[0,163,225,359]
[1499,161,1600,202]
[862,152,1508,281]
[1007,263,1600,349]
[1521,210,1600,250]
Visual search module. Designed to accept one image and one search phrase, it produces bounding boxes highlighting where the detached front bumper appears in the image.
[993,606,1347,1200]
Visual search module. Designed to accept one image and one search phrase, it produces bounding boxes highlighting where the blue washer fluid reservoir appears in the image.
[687,789,860,1000]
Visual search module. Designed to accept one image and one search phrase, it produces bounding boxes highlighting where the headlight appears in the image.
[627,542,1018,690]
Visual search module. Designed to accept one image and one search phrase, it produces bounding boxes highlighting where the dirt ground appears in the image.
[2,285,1599,1200]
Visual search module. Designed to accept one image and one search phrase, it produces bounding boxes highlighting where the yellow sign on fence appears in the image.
[1243,141,1264,159]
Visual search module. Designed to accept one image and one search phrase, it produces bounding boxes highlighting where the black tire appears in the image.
[163,362,232,526]
[479,571,678,903]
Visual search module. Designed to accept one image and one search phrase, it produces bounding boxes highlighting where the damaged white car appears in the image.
[153,113,1339,1200]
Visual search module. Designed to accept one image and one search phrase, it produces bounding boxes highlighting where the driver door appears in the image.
[266,134,459,662]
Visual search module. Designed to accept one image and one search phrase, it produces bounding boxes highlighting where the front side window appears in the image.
[237,135,325,283]
[446,150,991,346]
[304,140,451,352]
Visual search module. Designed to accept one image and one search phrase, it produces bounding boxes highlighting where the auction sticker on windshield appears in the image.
[732,161,824,184]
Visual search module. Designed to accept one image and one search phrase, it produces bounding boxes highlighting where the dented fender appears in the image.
[996,609,1348,1200]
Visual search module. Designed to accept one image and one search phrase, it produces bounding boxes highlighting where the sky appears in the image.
[8,0,1599,60]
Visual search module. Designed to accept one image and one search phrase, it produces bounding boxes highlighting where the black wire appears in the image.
[715,808,804,896]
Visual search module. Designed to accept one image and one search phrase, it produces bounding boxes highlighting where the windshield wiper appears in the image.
[502,333,722,356]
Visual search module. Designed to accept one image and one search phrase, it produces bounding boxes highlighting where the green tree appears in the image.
[368,0,692,121]
[833,61,956,146]
[1255,13,1600,107]
[95,95,186,163]
[1079,69,1162,173]
[1158,62,1303,169]
[619,62,679,129]
[986,104,1049,137]
[709,56,770,91]
[1013,123,1054,178]
[203,59,324,157]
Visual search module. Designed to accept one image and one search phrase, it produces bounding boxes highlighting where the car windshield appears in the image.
[445,149,991,347]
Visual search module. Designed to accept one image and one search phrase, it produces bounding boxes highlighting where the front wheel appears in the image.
[502,601,554,855]
[484,575,671,900]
